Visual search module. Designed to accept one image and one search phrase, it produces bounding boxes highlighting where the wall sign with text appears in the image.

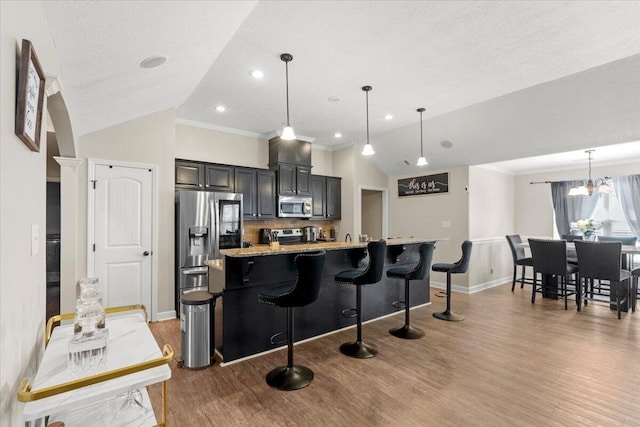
[398,172,449,197]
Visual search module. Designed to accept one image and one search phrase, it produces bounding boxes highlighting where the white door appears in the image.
[92,163,153,312]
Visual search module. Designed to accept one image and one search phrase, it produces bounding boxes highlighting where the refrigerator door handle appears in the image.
[182,267,208,275]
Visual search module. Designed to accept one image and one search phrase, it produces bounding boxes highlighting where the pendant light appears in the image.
[280,53,296,140]
[568,150,612,196]
[416,107,428,166]
[361,86,374,156]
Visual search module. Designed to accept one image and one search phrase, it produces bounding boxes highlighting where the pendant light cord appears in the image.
[420,110,424,157]
[285,60,290,127]
[365,90,370,145]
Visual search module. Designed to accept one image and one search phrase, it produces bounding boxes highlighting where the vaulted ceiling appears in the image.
[43,1,640,176]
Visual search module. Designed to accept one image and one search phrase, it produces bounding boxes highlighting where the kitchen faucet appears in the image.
[345,233,352,242]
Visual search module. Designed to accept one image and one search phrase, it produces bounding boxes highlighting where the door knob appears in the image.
[143,251,150,256]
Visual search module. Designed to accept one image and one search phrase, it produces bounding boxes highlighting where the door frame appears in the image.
[357,185,389,240]
[87,158,159,320]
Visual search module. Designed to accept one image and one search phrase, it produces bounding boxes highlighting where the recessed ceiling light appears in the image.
[384,114,393,120]
[441,140,454,149]
[334,132,342,138]
[140,55,167,69]
[328,96,340,102]
[215,105,226,112]
[251,70,264,79]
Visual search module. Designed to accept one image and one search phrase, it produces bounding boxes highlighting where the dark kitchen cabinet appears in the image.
[205,165,234,192]
[256,170,277,218]
[175,160,204,189]
[311,175,326,219]
[276,163,311,196]
[235,168,276,220]
[326,177,341,219]
[311,175,341,219]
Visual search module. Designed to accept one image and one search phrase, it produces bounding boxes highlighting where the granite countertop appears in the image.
[219,238,438,258]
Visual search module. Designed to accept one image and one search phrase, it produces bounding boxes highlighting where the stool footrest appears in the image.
[269,331,288,345]
[392,300,406,309]
[341,308,358,318]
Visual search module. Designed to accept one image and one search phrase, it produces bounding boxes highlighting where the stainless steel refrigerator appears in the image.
[175,190,243,310]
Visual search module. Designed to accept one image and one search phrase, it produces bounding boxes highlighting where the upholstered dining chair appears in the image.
[505,235,534,292]
[574,241,632,319]
[528,239,578,310]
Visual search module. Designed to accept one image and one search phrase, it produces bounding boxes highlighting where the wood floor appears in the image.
[148,283,640,426]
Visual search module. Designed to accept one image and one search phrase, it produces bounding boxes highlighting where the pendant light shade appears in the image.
[280,53,296,141]
[416,107,428,166]
[361,86,374,156]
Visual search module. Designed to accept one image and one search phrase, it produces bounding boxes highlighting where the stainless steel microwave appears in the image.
[278,195,312,218]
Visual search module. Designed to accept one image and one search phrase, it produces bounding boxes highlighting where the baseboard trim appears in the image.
[156,310,177,321]
[219,302,432,367]
[430,277,510,295]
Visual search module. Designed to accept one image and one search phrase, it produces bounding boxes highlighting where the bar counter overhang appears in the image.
[211,238,436,363]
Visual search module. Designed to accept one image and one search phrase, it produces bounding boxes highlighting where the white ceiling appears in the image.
[43,1,640,176]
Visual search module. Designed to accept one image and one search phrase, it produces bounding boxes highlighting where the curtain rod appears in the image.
[530,176,613,185]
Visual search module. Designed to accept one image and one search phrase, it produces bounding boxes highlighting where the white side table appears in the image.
[19,308,172,427]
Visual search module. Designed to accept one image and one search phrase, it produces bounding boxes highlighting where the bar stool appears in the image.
[386,242,435,339]
[258,251,326,391]
[335,240,386,358]
[432,241,472,322]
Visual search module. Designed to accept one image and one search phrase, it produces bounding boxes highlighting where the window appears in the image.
[591,185,634,237]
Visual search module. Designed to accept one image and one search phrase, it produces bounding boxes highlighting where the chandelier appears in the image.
[568,150,612,196]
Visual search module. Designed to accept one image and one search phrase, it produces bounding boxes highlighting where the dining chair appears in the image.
[561,234,582,264]
[597,235,637,246]
[505,235,534,292]
[574,241,632,319]
[528,239,578,310]
[632,268,639,312]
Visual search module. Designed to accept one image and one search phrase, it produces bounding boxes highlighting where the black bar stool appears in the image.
[335,240,386,358]
[506,235,534,291]
[386,242,435,339]
[258,251,326,391]
[432,241,472,322]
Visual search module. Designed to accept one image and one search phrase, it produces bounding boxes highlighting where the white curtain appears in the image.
[613,174,640,239]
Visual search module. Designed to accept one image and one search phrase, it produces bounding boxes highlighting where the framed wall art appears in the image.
[398,172,449,197]
[15,39,45,152]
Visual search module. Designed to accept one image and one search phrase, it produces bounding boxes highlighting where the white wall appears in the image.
[175,124,334,176]
[468,166,515,289]
[389,166,471,288]
[515,162,640,238]
[0,1,60,423]
[74,109,177,317]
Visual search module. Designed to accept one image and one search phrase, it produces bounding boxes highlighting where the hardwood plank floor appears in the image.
[148,283,640,426]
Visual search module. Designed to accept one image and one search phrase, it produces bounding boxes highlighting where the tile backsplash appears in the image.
[244,219,340,245]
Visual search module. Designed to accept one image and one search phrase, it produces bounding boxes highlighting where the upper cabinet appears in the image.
[175,160,205,189]
[275,163,311,196]
[235,168,276,220]
[205,164,234,192]
[326,177,341,219]
[311,175,341,219]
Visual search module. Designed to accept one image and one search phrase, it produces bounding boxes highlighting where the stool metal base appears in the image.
[266,365,314,391]
[433,310,464,322]
[389,324,425,339]
[340,341,378,358]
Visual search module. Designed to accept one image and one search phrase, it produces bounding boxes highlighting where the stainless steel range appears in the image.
[258,227,318,245]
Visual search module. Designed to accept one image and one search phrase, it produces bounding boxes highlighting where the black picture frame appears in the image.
[15,39,45,152]
[398,172,449,197]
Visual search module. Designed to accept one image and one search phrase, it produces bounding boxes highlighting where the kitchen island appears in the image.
[212,238,436,363]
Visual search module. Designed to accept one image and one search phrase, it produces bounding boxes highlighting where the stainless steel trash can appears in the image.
[180,291,214,369]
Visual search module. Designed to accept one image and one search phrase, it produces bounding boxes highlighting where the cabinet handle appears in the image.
[258,214,261,217]
[199,184,203,187]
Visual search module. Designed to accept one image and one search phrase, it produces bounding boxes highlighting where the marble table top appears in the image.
[23,313,170,422]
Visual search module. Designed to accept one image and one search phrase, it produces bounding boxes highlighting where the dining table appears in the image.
[516,240,639,310]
